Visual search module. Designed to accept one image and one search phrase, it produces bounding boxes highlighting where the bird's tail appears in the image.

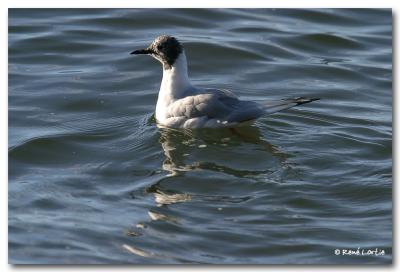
[262,97,320,115]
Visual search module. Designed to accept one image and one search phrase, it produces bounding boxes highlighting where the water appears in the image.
[8,8,392,264]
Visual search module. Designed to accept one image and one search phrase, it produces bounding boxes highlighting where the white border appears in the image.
[2,0,397,271]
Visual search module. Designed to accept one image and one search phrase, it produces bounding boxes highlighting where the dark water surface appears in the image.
[8,9,392,264]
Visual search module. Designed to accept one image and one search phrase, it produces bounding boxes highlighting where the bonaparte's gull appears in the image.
[131,35,319,128]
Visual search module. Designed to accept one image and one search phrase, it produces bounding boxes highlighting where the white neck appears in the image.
[156,52,193,121]
[161,52,191,98]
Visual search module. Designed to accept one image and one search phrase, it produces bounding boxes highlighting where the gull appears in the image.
[131,35,319,128]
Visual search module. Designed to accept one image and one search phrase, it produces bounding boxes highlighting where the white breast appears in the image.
[155,52,193,124]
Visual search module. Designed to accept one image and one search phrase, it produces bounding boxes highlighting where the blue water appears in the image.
[9,8,392,264]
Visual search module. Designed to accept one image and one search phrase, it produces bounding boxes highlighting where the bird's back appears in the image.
[157,87,265,128]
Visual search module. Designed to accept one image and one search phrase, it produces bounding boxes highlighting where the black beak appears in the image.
[130,48,153,55]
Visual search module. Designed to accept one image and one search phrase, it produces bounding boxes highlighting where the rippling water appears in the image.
[8,8,392,264]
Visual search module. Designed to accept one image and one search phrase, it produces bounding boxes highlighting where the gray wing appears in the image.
[166,88,265,123]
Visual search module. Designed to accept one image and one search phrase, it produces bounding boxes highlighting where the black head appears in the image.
[131,35,183,69]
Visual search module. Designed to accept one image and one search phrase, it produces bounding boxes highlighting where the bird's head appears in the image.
[131,35,183,70]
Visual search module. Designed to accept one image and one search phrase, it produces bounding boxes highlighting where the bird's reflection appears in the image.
[158,125,287,177]
[144,124,288,207]
[124,124,289,259]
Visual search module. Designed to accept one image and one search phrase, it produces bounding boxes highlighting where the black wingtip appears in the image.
[307,97,321,102]
[283,97,320,106]
[296,97,320,105]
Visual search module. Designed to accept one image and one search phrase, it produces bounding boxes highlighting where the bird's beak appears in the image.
[130,48,153,55]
